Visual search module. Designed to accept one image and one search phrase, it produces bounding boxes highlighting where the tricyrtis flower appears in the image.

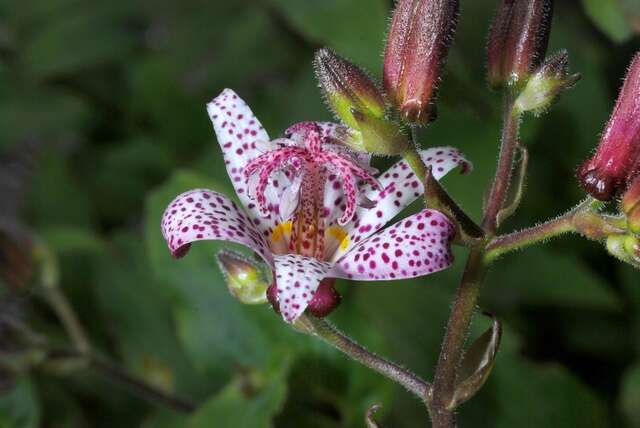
[161,89,471,322]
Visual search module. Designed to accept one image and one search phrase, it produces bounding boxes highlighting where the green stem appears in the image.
[485,215,575,263]
[428,246,485,427]
[402,143,428,187]
[298,315,431,400]
[485,200,627,263]
[482,93,521,235]
[428,92,522,427]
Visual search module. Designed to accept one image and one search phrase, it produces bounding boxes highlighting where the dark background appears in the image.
[1,0,640,426]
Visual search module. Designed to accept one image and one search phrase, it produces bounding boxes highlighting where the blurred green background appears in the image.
[1,0,640,427]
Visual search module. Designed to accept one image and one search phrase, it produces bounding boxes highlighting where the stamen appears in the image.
[243,121,380,258]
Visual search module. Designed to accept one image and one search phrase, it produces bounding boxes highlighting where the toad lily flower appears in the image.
[161,89,471,323]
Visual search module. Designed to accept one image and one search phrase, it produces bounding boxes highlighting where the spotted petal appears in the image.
[207,89,287,234]
[331,147,470,261]
[273,254,333,322]
[161,189,273,263]
[330,209,455,281]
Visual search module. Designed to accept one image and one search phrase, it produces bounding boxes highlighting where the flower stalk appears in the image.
[296,314,431,400]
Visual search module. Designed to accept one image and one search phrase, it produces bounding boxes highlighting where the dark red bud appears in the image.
[307,278,341,318]
[487,0,554,89]
[384,0,459,125]
[266,282,280,315]
[578,52,640,201]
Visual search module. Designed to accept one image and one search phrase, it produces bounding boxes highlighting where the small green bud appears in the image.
[622,176,640,234]
[607,234,640,267]
[314,48,386,129]
[314,48,408,155]
[216,250,269,304]
[515,50,580,116]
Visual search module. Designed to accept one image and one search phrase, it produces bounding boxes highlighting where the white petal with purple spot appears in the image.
[330,147,470,261]
[161,189,273,264]
[207,89,288,235]
[273,254,333,322]
[329,209,455,281]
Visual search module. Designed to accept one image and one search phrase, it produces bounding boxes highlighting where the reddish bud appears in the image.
[307,278,341,318]
[487,0,554,89]
[266,282,280,314]
[578,52,640,201]
[267,278,341,319]
[384,0,460,124]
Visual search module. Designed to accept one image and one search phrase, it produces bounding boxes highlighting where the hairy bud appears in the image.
[216,250,269,304]
[314,48,386,129]
[515,50,581,115]
[314,49,408,155]
[384,0,460,124]
[607,234,640,268]
[487,0,554,89]
[578,52,640,201]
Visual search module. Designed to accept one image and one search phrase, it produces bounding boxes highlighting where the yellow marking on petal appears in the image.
[271,221,292,243]
[327,225,350,251]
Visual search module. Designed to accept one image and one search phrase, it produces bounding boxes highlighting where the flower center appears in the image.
[244,121,380,260]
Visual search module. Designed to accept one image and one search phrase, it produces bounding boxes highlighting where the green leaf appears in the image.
[18,2,135,79]
[187,353,290,428]
[485,247,621,311]
[144,170,277,379]
[93,233,205,397]
[581,0,633,43]
[268,0,388,72]
[0,376,40,428]
[620,363,640,427]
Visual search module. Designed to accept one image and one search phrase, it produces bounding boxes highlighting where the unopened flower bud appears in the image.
[314,48,386,130]
[606,234,640,268]
[514,50,580,115]
[216,250,269,305]
[314,49,408,155]
[622,176,640,234]
[306,278,341,318]
[578,52,640,201]
[384,0,460,124]
[487,0,554,89]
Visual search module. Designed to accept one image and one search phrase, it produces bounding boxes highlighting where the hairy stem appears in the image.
[485,200,627,263]
[298,314,431,400]
[483,93,521,235]
[428,93,522,427]
[428,247,485,427]
[485,214,575,263]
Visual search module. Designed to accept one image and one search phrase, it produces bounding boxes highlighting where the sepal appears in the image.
[515,50,581,116]
[448,313,502,409]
